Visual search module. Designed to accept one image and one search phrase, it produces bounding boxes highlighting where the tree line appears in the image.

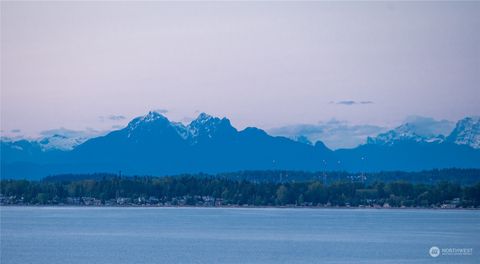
[1,175,480,207]
[42,168,480,186]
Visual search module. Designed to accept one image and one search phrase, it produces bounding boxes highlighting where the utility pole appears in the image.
[322,160,327,185]
[360,156,366,184]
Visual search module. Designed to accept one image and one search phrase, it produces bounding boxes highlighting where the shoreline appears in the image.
[1,204,479,210]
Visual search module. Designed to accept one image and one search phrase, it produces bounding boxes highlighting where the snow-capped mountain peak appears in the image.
[447,116,480,149]
[125,111,172,137]
[128,111,168,128]
[367,123,445,145]
[38,134,88,151]
[187,113,234,140]
[194,112,214,123]
[143,111,166,122]
[122,111,235,143]
[1,133,90,152]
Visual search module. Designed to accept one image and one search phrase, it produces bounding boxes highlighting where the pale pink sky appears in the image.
[1,1,479,138]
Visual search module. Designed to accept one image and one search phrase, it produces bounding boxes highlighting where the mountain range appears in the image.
[366,116,480,148]
[1,112,479,180]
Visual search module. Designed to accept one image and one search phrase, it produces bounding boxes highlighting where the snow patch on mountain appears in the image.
[127,111,168,131]
[125,111,234,144]
[447,117,480,149]
[367,123,445,145]
[187,113,231,140]
[38,134,88,151]
[2,131,93,152]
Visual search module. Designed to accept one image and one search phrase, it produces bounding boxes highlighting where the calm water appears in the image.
[1,207,479,264]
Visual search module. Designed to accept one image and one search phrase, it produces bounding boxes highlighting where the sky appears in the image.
[1,1,479,147]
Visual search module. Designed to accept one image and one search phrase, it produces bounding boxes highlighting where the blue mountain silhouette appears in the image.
[1,112,479,179]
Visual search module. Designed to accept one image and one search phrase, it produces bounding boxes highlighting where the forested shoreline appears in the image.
[1,171,480,208]
[38,168,480,185]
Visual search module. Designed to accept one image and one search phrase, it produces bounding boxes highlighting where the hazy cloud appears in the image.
[108,115,126,121]
[268,119,387,149]
[99,115,126,122]
[40,127,106,139]
[1,129,24,141]
[332,101,374,106]
[269,115,456,149]
[403,115,455,136]
[153,109,169,114]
